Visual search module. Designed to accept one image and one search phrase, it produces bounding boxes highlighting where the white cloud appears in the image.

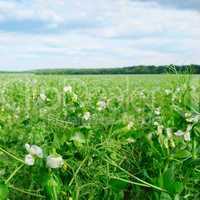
[0,0,200,70]
[0,0,65,25]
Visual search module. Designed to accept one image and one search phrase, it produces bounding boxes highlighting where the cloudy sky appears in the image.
[0,0,200,71]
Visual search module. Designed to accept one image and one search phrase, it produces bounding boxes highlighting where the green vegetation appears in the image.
[31,64,200,74]
[0,74,199,199]
[1,65,200,75]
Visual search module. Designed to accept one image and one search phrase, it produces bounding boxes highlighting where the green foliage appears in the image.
[0,74,199,199]
[0,180,8,200]
[43,173,62,200]
[30,65,200,75]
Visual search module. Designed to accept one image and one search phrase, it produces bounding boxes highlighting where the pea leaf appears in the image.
[160,192,172,200]
[0,181,9,200]
[175,150,191,159]
[109,177,128,192]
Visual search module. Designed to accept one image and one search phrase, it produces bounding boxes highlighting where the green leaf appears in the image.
[163,168,174,194]
[0,181,9,200]
[160,192,172,200]
[173,182,184,194]
[161,167,183,194]
[44,174,62,200]
[109,177,128,192]
[175,150,191,159]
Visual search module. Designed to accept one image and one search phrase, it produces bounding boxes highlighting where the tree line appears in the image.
[31,64,200,75]
[1,64,200,74]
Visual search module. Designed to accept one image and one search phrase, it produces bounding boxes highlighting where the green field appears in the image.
[0,74,199,199]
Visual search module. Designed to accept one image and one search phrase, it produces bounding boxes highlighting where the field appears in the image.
[0,74,199,200]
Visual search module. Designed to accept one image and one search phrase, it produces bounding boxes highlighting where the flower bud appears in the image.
[25,154,35,166]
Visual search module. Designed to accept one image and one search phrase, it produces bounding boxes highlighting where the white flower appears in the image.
[127,121,134,130]
[25,144,43,158]
[176,87,181,92]
[25,154,35,166]
[191,86,196,91]
[64,85,72,93]
[184,131,191,142]
[83,112,91,120]
[172,96,176,102]
[137,108,142,113]
[46,155,64,169]
[166,128,173,138]
[174,130,184,136]
[140,92,145,96]
[185,112,192,118]
[40,93,47,101]
[186,124,193,132]
[170,139,176,148]
[147,133,153,141]
[25,143,30,152]
[29,145,43,158]
[126,137,135,143]
[153,121,159,126]
[157,125,163,135]
[97,100,106,111]
[71,132,86,144]
[186,115,200,123]
[155,108,160,116]
[165,89,171,95]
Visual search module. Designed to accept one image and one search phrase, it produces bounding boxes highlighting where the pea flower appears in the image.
[64,85,72,93]
[166,128,173,138]
[137,108,142,113]
[83,112,91,121]
[97,100,107,111]
[153,121,159,126]
[157,125,164,135]
[40,93,47,101]
[155,107,160,116]
[140,91,145,98]
[165,89,171,95]
[172,96,176,102]
[127,121,134,130]
[186,124,193,132]
[176,87,181,92]
[46,154,64,169]
[186,115,200,123]
[174,130,184,136]
[126,137,135,143]
[184,125,192,142]
[71,132,86,144]
[25,144,43,158]
[25,154,35,166]
[147,133,153,141]
[184,131,191,142]
[185,112,192,118]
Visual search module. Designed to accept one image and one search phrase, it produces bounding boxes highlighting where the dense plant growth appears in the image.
[0,74,199,199]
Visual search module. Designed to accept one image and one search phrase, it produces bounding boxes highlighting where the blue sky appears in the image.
[0,0,200,71]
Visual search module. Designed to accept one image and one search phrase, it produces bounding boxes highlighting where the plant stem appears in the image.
[110,176,151,187]
[69,156,88,186]
[6,164,24,184]
[105,157,166,192]
[9,185,45,199]
[0,146,25,164]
